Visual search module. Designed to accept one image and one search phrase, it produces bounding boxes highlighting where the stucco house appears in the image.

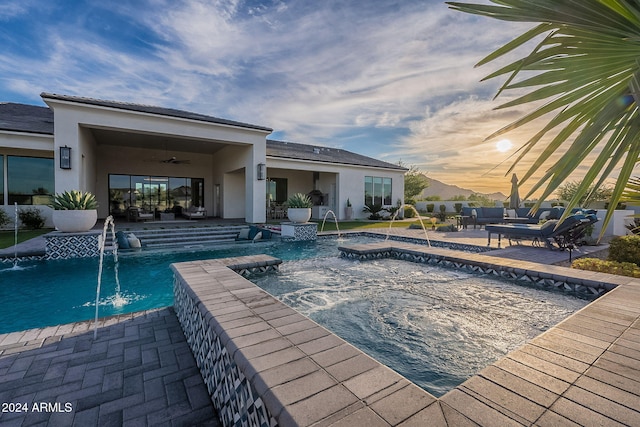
[0,93,406,226]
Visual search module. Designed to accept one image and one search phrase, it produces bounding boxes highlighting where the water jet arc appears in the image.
[386,204,431,247]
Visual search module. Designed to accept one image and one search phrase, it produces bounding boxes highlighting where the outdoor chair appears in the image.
[485,213,598,249]
[128,207,154,222]
[183,206,207,219]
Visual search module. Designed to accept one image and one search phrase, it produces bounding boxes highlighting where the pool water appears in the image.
[250,257,589,397]
[0,238,352,334]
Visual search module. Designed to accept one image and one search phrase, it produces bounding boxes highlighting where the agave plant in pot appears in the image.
[50,190,98,232]
[286,193,313,223]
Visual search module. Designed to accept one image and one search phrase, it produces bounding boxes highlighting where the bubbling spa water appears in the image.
[251,256,589,397]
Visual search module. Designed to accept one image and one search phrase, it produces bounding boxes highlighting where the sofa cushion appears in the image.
[237,228,250,239]
[548,207,563,220]
[248,226,259,240]
[515,208,532,218]
[480,207,504,218]
[127,233,142,248]
[116,231,130,249]
[260,229,272,239]
[461,207,475,217]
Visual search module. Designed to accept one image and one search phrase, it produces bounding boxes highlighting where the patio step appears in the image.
[105,225,251,249]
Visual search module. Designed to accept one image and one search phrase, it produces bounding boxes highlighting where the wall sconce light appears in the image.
[257,163,266,180]
[59,146,71,169]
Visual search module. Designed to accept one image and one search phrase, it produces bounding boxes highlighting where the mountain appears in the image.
[419,177,507,201]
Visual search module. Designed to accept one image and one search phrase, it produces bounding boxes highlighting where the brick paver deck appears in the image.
[0,308,220,426]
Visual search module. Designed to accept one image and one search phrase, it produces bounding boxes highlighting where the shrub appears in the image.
[0,209,10,228]
[50,190,97,210]
[426,203,434,213]
[436,224,458,232]
[286,193,313,208]
[608,235,640,266]
[572,258,640,278]
[363,203,387,220]
[437,204,447,221]
[454,203,463,213]
[404,207,416,218]
[18,207,45,229]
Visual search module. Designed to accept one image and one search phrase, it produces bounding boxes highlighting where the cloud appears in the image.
[7,0,611,196]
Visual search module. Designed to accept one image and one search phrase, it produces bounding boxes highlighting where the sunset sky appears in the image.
[0,0,598,198]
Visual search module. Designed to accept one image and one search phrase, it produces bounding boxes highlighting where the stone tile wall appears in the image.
[44,232,101,260]
[338,243,612,297]
[174,277,275,427]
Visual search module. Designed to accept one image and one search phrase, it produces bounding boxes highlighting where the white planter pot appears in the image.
[287,208,312,223]
[344,207,353,220]
[53,210,98,233]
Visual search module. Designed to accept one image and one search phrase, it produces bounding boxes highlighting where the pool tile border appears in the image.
[338,241,618,297]
[171,245,640,426]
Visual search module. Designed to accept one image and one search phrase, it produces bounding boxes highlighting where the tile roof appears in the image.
[0,102,53,134]
[266,139,406,171]
[41,93,273,132]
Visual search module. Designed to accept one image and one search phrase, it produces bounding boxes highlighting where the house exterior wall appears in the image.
[223,170,246,219]
[211,144,266,223]
[266,157,404,220]
[43,97,269,223]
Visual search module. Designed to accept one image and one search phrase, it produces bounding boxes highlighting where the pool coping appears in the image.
[171,245,640,426]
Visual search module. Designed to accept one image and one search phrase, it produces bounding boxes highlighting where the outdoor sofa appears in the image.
[508,207,562,224]
[183,206,207,219]
[460,207,507,228]
[485,211,598,249]
[460,206,564,228]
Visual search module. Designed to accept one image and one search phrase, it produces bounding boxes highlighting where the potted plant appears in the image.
[50,190,98,232]
[345,198,353,220]
[286,193,313,223]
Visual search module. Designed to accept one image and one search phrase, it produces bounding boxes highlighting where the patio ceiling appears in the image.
[89,127,229,155]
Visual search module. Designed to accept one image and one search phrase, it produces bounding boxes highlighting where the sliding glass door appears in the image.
[109,174,204,219]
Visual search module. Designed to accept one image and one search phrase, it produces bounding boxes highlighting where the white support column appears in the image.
[245,141,267,223]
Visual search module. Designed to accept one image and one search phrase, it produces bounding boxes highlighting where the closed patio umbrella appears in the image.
[509,173,520,209]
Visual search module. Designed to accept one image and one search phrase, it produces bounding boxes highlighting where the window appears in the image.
[7,156,54,205]
[108,174,204,219]
[267,178,287,204]
[0,155,4,204]
[364,176,392,206]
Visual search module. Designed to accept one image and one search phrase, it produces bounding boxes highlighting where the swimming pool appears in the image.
[2,235,591,396]
[250,256,589,397]
[0,237,362,334]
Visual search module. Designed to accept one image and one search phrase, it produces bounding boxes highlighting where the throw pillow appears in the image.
[128,233,142,248]
[116,231,130,249]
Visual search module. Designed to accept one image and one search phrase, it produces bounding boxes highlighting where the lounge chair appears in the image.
[485,213,598,249]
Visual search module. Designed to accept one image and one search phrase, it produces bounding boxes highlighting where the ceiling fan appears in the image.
[161,156,191,164]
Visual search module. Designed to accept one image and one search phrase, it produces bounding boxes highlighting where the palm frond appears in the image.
[447,0,640,237]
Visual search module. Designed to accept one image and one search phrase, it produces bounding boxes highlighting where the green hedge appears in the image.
[572,258,640,278]
[608,235,640,266]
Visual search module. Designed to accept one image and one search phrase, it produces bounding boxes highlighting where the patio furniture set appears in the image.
[458,207,599,250]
